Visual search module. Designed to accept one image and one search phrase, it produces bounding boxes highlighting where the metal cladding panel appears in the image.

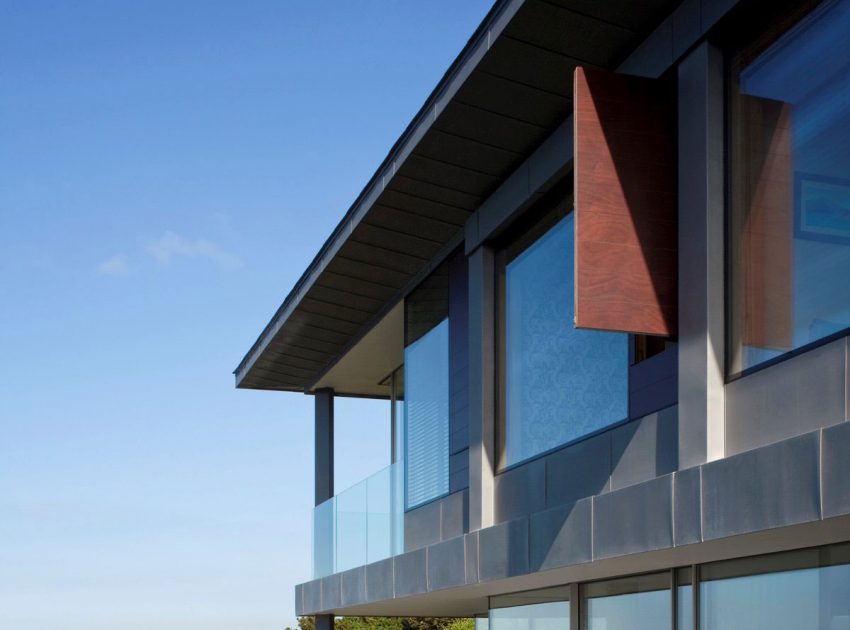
[574,66,677,336]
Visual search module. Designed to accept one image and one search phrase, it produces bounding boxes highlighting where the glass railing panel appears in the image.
[312,496,335,579]
[336,476,368,574]
[311,462,405,579]
[366,465,391,564]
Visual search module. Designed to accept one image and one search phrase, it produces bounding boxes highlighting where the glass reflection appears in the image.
[700,562,850,630]
[584,573,671,630]
[490,600,570,630]
[503,214,628,467]
[729,0,850,372]
[404,318,449,509]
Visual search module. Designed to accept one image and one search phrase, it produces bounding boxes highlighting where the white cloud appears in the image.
[144,231,243,271]
[96,254,130,277]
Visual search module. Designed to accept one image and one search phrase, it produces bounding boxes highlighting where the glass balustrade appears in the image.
[312,461,404,579]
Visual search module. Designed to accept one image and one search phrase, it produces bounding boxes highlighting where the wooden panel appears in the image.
[574,67,677,335]
[738,95,793,350]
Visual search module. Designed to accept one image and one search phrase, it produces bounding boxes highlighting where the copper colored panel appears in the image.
[737,95,793,350]
[574,67,677,336]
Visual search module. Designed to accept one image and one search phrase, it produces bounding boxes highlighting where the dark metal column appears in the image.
[314,388,334,505]
[314,388,334,629]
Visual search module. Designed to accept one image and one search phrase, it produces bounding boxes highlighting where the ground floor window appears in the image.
[582,573,671,630]
[489,586,570,630]
[486,543,849,630]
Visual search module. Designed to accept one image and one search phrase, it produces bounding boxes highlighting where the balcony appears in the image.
[312,462,404,579]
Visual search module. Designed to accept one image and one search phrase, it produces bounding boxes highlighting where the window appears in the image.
[728,0,850,373]
[583,573,671,630]
[404,262,449,509]
[700,544,850,630]
[497,197,628,468]
[490,586,570,630]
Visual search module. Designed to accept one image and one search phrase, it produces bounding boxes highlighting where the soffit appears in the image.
[236,0,679,393]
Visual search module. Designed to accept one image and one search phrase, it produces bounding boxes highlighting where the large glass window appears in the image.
[583,573,671,630]
[700,544,850,630]
[729,0,850,373]
[490,586,570,630]
[498,201,628,468]
[404,263,449,510]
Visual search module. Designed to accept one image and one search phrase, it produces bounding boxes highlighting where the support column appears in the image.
[314,388,334,505]
[314,388,334,629]
[678,42,726,467]
[468,245,495,531]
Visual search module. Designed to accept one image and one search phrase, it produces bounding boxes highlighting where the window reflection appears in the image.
[490,586,570,630]
[583,573,671,630]
[729,0,850,372]
[500,211,628,467]
[700,560,850,630]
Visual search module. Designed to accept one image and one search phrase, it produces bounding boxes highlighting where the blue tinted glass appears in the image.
[490,601,570,630]
[731,0,850,371]
[700,562,850,630]
[504,214,628,466]
[677,585,693,630]
[404,318,449,509]
[586,589,671,630]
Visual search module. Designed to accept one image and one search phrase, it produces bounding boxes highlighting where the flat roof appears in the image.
[235,0,677,393]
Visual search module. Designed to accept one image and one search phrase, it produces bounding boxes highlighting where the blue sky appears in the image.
[0,2,492,628]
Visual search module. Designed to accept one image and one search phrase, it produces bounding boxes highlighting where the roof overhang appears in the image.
[235,0,679,393]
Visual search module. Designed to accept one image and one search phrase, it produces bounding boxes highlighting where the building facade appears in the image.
[236,0,850,628]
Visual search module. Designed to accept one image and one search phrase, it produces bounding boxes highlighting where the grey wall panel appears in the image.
[610,407,678,491]
[449,451,469,495]
[478,517,530,581]
[726,339,847,455]
[405,500,442,552]
[701,0,739,30]
[494,457,546,523]
[629,347,678,419]
[427,536,467,591]
[450,426,469,456]
[529,498,592,571]
[702,432,821,540]
[822,421,850,519]
[321,573,341,611]
[465,530,479,584]
[593,475,673,560]
[441,489,469,540]
[450,462,470,495]
[365,557,394,603]
[617,15,672,78]
[672,0,700,59]
[673,467,702,546]
[545,431,611,508]
[341,566,366,607]
[303,579,322,614]
[394,548,428,598]
[295,583,305,616]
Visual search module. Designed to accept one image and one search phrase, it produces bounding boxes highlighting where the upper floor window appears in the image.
[728,0,850,374]
[497,195,628,469]
[404,262,449,509]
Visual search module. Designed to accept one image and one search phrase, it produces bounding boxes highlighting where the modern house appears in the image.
[236,0,850,628]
